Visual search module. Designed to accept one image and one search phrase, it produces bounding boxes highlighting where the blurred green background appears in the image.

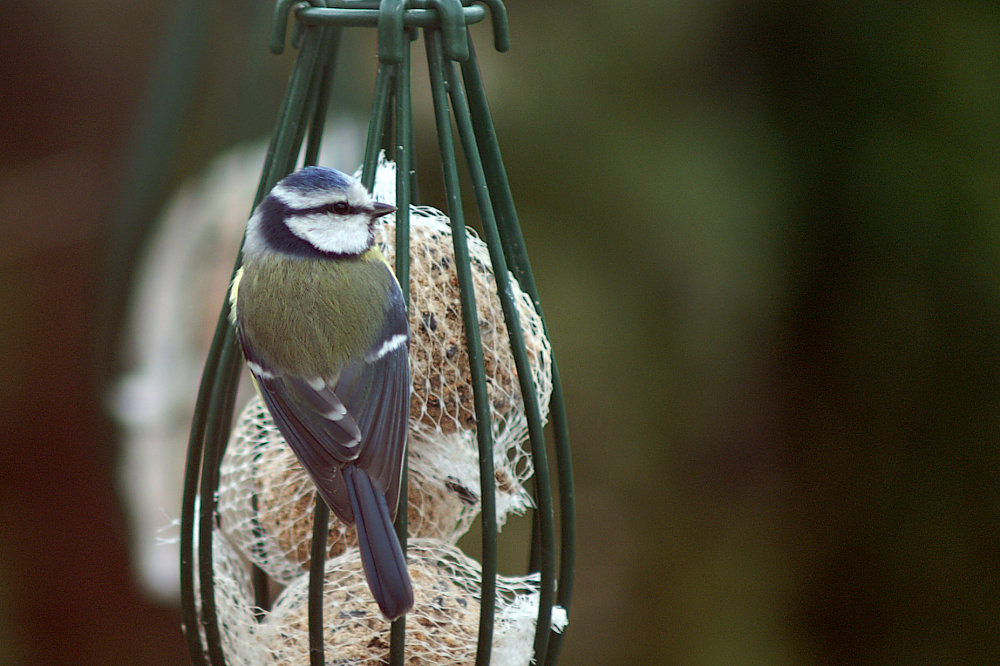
[2,0,999,664]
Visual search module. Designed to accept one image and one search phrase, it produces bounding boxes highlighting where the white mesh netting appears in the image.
[205,539,567,666]
[219,395,478,583]
[369,156,553,515]
[192,527,260,665]
[375,212,551,518]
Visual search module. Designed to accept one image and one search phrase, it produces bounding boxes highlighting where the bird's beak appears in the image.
[371,201,396,218]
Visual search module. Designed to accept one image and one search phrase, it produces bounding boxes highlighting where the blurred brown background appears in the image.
[2,1,999,664]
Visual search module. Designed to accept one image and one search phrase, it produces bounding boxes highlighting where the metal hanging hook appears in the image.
[474,0,510,53]
[377,0,408,64]
[271,0,334,54]
[427,0,469,61]
[270,0,302,54]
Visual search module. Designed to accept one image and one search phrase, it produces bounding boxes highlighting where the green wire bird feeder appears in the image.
[180,1,575,664]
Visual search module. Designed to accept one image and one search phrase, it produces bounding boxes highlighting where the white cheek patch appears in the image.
[286,212,371,254]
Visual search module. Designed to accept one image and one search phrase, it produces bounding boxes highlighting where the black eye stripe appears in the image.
[293,201,357,216]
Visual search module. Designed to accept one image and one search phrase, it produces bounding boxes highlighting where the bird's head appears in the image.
[244,166,395,259]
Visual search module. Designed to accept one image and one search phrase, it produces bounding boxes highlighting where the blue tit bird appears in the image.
[230,166,413,619]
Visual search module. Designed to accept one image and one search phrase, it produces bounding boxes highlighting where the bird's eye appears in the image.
[332,201,350,214]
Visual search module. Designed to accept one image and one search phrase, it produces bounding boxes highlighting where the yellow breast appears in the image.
[233,253,390,376]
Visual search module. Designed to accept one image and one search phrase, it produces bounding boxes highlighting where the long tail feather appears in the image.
[344,466,414,619]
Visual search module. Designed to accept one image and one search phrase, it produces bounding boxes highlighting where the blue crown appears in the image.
[278,166,353,193]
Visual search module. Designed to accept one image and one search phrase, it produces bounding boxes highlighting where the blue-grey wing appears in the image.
[241,355,361,521]
[238,266,410,524]
[333,272,410,518]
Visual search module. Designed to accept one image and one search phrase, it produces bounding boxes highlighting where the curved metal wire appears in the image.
[424,29,499,662]
[439,39,558,662]
[180,2,573,664]
[458,40,576,665]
